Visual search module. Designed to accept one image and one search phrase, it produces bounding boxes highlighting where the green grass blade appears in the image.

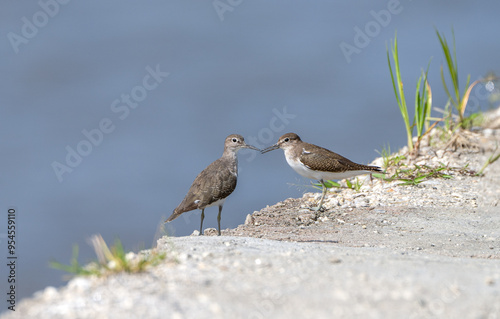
[436,30,459,108]
[345,179,352,189]
[387,32,413,152]
[387,43,401,107]
[424,78,433,130]
[440,65,455,108]
[415,74,424,136]
[451,28,459,94]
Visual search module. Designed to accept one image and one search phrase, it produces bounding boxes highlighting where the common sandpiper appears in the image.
[166,134,260,235]
[262,132,381,211]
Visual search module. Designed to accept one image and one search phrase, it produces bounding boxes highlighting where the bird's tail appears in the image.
[363,164,383,173]
[165,209,180,223]
[371,166,383,173]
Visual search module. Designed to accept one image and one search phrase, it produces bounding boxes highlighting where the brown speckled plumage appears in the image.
[166,155,238,222]
[166,134,259,235]
[262,133,381,211]
[297,142,381,173]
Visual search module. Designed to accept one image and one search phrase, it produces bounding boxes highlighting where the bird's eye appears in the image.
[232,138,238,143]
[284,138,290,142]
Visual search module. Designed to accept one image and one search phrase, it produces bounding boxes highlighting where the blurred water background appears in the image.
[1,0,499,310]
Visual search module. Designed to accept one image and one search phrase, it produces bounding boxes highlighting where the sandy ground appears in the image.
[2,122,500,318]
[226,204,499,260]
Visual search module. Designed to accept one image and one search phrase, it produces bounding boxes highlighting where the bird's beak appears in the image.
[243,144,261,152]
[261,143,280,154]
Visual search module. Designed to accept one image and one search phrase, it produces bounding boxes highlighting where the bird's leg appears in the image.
[313,179,327,212]
[199,209,205,235]
[217,205,223,236]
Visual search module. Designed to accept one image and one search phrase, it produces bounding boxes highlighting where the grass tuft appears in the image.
[387,32,414,153]
[312,177,363,192]
[436,28,484,129]
[49,245,100,277]
[50,234,166,277]
[387,32,434,154]
[373,152,476,186]
[477,144,500,176]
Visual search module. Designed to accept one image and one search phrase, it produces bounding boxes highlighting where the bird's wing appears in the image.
[194,162,237,207]
[299,144,380,173]
[170,158,237,218]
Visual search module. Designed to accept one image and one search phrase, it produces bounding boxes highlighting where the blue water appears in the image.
[1,0,499,310]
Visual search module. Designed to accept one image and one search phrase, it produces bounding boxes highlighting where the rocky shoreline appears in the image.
[2,110,500,319]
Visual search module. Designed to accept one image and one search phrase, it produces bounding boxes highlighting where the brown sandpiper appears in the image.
[165,134,260,236]
[261,132,382,211]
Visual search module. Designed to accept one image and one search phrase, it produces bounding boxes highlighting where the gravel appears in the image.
[3,236,499,319]
[2,117,500,319]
